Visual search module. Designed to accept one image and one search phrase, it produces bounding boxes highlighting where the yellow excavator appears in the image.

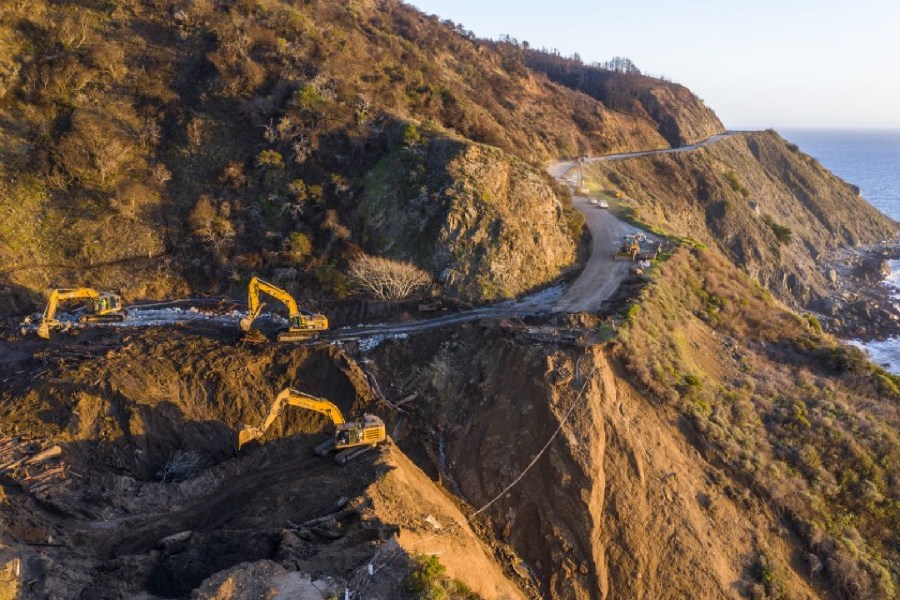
[238,387,386,465]
[239,277,328,342]
[36,288,127,339]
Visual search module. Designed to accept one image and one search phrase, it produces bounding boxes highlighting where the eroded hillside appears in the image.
[2,1,899,599]
[0,327,526,599]
[5,239,899,599]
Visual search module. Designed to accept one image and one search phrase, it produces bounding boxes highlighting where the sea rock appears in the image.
[854,256,890,281]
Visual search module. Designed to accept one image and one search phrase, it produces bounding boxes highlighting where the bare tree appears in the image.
[157,450,202,483]
[348,254,432,300]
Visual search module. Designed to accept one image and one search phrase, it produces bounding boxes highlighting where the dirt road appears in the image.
[546,132,732,312]
[551,195,639,313]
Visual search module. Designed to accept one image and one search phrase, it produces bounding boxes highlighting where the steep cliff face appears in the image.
[590,131,898,308]
[371,326,821,599]
[360,133,579,301]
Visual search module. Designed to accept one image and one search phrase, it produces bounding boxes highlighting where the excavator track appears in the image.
[314,438,335,457]
[276,329,320,343]
[333,444,376,465]
[81,311,127,324]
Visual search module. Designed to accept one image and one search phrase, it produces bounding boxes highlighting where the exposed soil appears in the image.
[366,324,824,600]
[0,324,523,599]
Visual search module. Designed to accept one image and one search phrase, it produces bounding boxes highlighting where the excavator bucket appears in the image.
[237,426,261,449]
[239,315,253,332]
[36,322,51,340]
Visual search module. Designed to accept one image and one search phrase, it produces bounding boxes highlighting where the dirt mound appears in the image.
[0,325,525,598]
[192,561,331,600]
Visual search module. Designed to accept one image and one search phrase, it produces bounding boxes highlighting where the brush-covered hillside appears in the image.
[585,131,898,311]
[0,0,722,313]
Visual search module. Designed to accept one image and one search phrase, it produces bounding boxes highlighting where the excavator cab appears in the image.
[280,310,329,341]
[90,293,123,316]
[335,415,386,450]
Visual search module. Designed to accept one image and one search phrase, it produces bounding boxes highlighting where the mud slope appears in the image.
[0,326,523,599]
[371,323,820,599]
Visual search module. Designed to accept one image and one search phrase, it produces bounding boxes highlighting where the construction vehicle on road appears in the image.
[36,288,127,339]
[238,387,386,464]
[614,235,641,261]
[240,277,328,342]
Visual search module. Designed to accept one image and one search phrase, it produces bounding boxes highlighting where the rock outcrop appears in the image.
[361,134,579,301]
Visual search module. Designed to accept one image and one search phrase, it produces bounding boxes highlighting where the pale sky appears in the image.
[406,0,900,129]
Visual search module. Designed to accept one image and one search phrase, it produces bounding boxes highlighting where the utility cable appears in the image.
[472,377,590,516]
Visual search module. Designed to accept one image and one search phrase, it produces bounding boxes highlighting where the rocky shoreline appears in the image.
[818,242,900,341]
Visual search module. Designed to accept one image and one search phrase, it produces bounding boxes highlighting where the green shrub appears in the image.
[751,553,787,598]
[286,232,313,261]
[803,314,823,334]
[408,555,446,597]
[257,149,285,169]
[403,123,421,146]
[682,374,702,388]
[565,206,586,240]
[762,215,792,244]
[406,555,481,600]
[314,260,350,298]
[294,83,325,117]
[724,170,750,198]
[624,303,641,321]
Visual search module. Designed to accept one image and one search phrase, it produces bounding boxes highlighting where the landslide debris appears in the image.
[367,321,820,599]
[2,248,900,599]
[0,326,523,599]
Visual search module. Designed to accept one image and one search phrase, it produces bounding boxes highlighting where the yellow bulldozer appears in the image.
[238,387,386,465]
[239,277,328,342]
[36,288,127,339]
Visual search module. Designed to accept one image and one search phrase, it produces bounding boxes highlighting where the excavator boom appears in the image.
[238,387,344,448]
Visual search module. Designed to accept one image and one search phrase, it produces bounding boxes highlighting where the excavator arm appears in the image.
[43,288,99,322]
[238,387,345,448]
[36,288,125,339]
[240,277,301,332]
[38,288,100,339]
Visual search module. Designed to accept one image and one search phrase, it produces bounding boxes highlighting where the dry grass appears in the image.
[615,247,900,598]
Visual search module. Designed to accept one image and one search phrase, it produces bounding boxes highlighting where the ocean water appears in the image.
[780,129,900,372]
